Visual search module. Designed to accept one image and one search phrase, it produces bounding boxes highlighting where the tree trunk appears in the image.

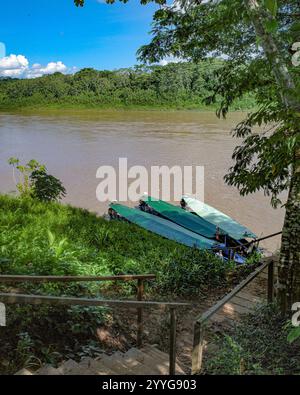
[247,0,298,108]
[247,0,300,313]
[278,165,300,312]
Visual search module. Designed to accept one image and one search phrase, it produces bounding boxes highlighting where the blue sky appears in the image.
[0,0,160,76]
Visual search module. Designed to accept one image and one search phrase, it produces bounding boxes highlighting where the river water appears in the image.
[0,110,284,252]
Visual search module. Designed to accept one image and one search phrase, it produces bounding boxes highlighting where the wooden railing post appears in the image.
[0,274,191,373]
[169,307,177,375]
[192,321,204,374]
[137,279,144,348]
[268,260,274,303]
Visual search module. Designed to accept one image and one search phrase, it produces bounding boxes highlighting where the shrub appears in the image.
[30,170,66,202]
[157,249,229,295]
[204,304,300,375]
[8,158,66,202]
[0,304,108,374]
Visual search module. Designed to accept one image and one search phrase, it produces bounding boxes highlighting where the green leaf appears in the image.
[265,19,278,33]
[264,0,278,17]
[47,230,55,247]
[8,157,19,166]
[287,327,300,344]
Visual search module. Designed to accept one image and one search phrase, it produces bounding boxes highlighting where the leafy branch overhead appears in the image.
[74,0,167,6]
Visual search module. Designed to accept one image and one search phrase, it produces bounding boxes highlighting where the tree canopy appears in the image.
[0,60,254,110]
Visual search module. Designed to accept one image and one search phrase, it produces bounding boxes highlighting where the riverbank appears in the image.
[0,99,255,113]
[0,194,251,293]
[0,194,256,374]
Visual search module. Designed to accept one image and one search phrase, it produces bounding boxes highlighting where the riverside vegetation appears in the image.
[0,159,257,374]
[0,61,255,111]
[3,194,298,375]
[0,194,254,374]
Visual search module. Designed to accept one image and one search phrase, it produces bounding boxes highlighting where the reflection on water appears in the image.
[0,110,284,252]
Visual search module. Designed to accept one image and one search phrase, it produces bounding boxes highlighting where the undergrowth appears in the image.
[204,304,300,375]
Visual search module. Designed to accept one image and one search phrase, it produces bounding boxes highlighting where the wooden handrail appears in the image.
[0,274,157,352]
[0,274,156,283]
[195,259,271,324]
[192,258,275,374]
[0,273,187,375]
[0,292,188,309]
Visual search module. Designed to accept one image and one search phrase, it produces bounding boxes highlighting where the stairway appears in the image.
[15,345,186,375]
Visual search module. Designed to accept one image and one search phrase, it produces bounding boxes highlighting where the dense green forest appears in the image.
[0,60,255,110]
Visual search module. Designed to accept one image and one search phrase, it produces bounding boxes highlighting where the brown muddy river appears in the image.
[0,110,284,252]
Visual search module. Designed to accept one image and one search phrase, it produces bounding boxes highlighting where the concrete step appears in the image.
[35,364,61,375]
[96,353,136,375]
[142,345,186,375]
[85,358,118,375]
[119,356,150,375]
[56,359,79,375]
[14,368,33,375]
[125,347,168,375]
[15,345,186,375]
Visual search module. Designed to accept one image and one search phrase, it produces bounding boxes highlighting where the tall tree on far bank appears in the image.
[75,0,300,313]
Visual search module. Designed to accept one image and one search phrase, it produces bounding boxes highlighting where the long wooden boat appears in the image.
[181,195,257,242]
[109,203,220,250]
[109,203,246,264]
[139,195,226,240]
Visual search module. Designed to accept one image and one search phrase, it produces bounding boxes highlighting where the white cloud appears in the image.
[0,54,69,79]
[0,54,29,77]
[26,61,67,78]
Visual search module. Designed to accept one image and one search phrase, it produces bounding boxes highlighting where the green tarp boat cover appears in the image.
[141,195,223,239]
[110,203,217,250]
[182,196,257,241]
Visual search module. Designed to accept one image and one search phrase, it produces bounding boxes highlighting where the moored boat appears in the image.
[139,195,226,240]
[181,195,257,242]
[138,195,249,262]
[108,203,247,264]
[109,203,221,251]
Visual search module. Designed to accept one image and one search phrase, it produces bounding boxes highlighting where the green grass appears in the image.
[0,194,256,374]
[0,194,238,296]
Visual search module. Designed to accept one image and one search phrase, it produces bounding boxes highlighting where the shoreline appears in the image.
[0,105,255,115]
